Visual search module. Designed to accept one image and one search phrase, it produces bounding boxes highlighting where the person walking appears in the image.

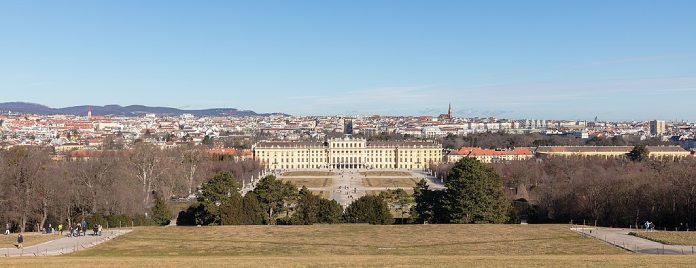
[4,223,9,235]
[82,219,88,236]
[58,223,63,235]
[17,233,24,249]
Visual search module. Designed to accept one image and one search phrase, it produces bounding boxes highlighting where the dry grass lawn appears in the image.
[310,190,330,199]
[0,233,61,248]
[633,231,696,246]
[282,171,335,177]
[70,224,623,257]
[365,189,414,196]
[3,255,696,267]
[359,171,411,177]
[3,225,696,267]
[282,178,331,188]
[362,177,418,187]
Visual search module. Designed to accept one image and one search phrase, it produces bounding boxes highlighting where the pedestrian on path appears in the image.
[4,223,9,235]
[82,219,88,236]
[17,233,23,249]
[58,224,63,235]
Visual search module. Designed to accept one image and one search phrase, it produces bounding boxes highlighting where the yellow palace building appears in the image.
[253,136,442,170]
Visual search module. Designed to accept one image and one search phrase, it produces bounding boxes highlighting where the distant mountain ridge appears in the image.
[0,102,283,117]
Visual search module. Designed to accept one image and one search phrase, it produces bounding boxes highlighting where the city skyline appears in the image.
[0,101,692,123]
[2,1,696,120]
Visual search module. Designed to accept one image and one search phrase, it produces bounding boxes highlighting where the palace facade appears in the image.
[253,137,443,170]
[447,147,534,163]
[535,146,693,159]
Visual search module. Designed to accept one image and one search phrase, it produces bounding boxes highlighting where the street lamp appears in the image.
[215,201,222,226]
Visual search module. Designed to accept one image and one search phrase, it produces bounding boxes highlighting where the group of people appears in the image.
[53,220,104,237]
[68,220,103,237]
[93,224,104,236]
[337,185,358,200]
[4,220,108,250]
[68,222,87,237]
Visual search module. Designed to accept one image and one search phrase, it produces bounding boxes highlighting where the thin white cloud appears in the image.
[451,76,696,105]
[569,53,695,68]
[289,85,436,104]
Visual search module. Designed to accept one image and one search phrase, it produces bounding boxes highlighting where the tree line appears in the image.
[5,143,691,230]
[0,144,261,232]
[176,172,396,226]
[490,155,696,229]
[425,147,696,229]
[177,157,512,226]
[439,132,674,150]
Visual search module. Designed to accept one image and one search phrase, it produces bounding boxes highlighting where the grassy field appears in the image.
[0,233,60,248]
[2,225,696,267]
[282,178,331,188]
[310,190,330,199]
[362,177,418,187]
[282,171,335,177]
[71,225,623,257]
[632,231,696,246]
[359,171,411,177]
[365,189,414,196]
[3,255,696,267]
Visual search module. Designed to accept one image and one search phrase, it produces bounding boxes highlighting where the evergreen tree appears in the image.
[443,157,511,223]
[344,195,393,225]
[293,187,321,225]
[380,188,413,224]
[412,179,433,223]
[202,135,214,148]
[293,187,343,224]
[220,194,244,225]
[318,198,343,224]
[242,192,266,225]
[150,193,171,226]
[253,175,298,224]
[628,145,650,162]
[412,179,446,223]
[198,171,241,224]
[177,203,215,226]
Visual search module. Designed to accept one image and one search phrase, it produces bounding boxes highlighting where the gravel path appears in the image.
[573,227,696,255]
[1,229,131,257]
[270,169,444,207]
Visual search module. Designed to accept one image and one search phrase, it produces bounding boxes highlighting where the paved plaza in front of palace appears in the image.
[274,169,445,207]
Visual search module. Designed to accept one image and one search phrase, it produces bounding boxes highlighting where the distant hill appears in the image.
[0,102,283,117]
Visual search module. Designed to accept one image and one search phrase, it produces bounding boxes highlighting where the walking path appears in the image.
[327,169,444,207]
[573,227,696,255]
[329,169,363,207]
[1,229,131,257]
[266,168,445,207]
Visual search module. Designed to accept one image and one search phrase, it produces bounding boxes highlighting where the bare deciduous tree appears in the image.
[128,144,169,209]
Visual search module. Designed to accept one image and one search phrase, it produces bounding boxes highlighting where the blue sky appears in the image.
[1,1,695,120]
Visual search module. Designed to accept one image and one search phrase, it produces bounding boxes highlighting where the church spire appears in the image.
[448,103,452,118]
